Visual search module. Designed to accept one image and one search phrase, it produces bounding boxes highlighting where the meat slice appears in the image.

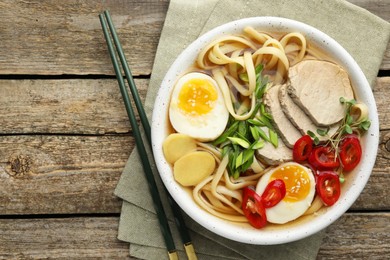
[263,84,302,148]
[279,84,339,140]
[288,60,354,126]
[256,128,292,165]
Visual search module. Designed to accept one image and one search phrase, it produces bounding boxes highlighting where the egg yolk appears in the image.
[270,165,311,202]
[178,78,218,115]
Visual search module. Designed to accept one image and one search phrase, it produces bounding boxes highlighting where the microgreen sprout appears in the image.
[307,97,371,162]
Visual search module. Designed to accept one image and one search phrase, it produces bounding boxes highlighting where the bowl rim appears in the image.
[151,16,379,245]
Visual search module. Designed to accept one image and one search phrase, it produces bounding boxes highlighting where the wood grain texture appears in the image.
[0,0,388,76]
[0,0,388,259]
[0,135,129,214]
[347,0,390,70]
[317,213,390,259]
[0,0,168,76]
[0,217,133,259]
[348,0,390,22]
[0,131,388,215]
[0,77,388,134]
[0,79,148,134]
[0,76,388,213]
[0,214,388,259]
[0,77,388,214]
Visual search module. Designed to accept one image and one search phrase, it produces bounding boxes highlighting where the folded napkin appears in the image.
[114,0,390,259]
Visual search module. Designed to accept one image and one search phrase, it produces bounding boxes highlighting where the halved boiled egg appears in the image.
[256,162,315,224]
[169,72,229,141]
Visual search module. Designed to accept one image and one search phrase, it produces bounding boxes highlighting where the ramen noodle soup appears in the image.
[162,26,370,229]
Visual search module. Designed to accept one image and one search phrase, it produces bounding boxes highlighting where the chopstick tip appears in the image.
[184,243,198,260]
[168,250,179,260]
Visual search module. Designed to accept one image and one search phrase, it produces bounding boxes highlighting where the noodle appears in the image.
[243,26,272,44]
[193,168,247,222]
[280,32,307,66]
[178,27,316,223]
[213,68,257,120]
[243,51,256,94]
[210,156,244,214]
[197,35,257,69]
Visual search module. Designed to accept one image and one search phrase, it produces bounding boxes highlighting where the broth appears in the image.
[162,27,363,229]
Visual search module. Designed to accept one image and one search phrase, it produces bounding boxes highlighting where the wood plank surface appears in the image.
[0,0,388,76]
[0,79,148,135]
[0,213,388,259]
[0,135,128,214]
[348,0,390,22]
[0,77,388,213]
[0,0,168,76]
[0,77,388,134]
[0,77,388,214]
[0,217,132,259]
[0,0,388,259]
[317,212,390,259]
[0,131,388,215]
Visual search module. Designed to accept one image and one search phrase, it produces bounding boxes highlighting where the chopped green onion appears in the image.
[257,127,270,142]
[250,103,262,118]
[235,152,244,167]
[238,121,248,137]
[256,115,273,129]
[248,119,264,126]
[251,140,265,149]
[255,64,263,74]
[212,64,282,179]
[239,73,249,82]
[269,128,278,148]
[227,137,250,149]
[213,120,239,145]
[232,170,240,179]
[260,103,266,115]
[243,149,254,164]
[250,126,260,140]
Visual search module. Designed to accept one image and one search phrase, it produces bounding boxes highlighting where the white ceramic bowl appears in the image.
[151,17,379,245]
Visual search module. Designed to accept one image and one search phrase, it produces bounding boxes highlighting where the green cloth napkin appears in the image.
[114,0,390,259]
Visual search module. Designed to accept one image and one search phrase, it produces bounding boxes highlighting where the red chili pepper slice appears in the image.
[308,146,340,170]
[242,187,267,229]
[339,134,362,172]
[293,135,313,162]
[316,171,341,206]
[261,179,286,208]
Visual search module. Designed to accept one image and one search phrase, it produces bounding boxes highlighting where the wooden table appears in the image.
[0,1,388,259]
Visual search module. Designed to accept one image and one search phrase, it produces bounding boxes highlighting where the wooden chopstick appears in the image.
[99,12,177,260]
[99,10,197,260]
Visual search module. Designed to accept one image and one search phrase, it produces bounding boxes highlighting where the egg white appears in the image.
[256,162,315,224]
[169,72,229,142]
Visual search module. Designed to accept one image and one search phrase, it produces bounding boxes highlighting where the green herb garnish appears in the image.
[213,64,278,179]
[307,97,371,159]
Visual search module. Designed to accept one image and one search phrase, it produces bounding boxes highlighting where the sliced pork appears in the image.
[279,84,339,140]
[256,132,292,165]
[287,60,354,126]
[263,84,301,148]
